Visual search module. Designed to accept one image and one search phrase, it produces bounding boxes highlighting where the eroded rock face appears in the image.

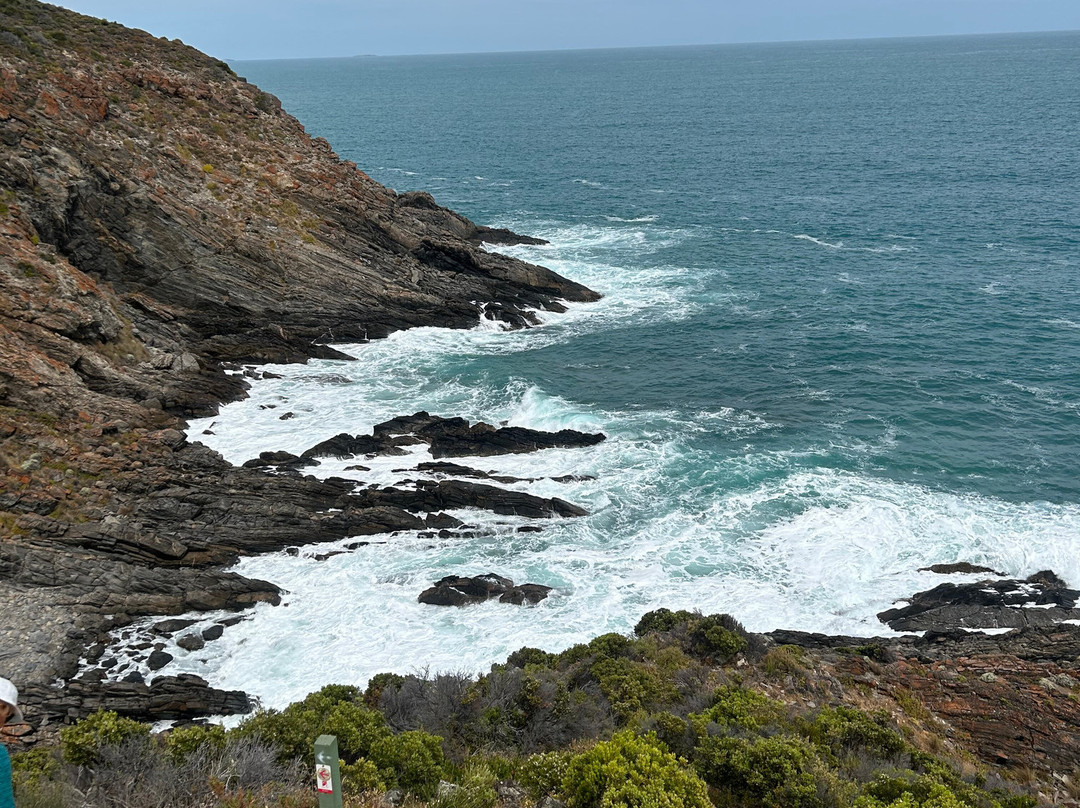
[0,0,601,727]
[878,571,1080,632]
[418,574,553,606]
[20,675,250,724]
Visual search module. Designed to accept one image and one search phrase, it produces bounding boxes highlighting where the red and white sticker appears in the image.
[316,763,334,794]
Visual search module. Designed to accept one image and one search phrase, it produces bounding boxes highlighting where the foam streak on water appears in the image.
[146,35,1080,707]
[171,220,1080,709]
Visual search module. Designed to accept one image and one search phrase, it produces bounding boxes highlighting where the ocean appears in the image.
[163,33,1079,707]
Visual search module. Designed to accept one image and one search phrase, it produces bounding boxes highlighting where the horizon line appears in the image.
[230,26,1080,63]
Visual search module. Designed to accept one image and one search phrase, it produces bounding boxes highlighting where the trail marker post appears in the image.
[314,734,344,808]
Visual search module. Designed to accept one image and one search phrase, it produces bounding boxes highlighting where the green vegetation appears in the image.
[562,731,710,808]
[13,611,1037,808]
[59,709,150,765]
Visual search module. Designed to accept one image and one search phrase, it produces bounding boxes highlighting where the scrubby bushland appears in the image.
[13,611,1039,808]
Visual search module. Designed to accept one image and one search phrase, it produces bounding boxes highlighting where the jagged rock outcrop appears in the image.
[878,570,1080,631]
[301,411,606,461]
[0,0,599,725]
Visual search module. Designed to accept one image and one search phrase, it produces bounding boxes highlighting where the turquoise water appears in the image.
[241,33,1080,503]
[154,34,1080,705]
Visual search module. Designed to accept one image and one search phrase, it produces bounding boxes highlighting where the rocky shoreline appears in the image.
[0,0,599,732]
[2,1,1080,793]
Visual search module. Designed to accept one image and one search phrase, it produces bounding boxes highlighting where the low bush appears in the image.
[591,656,676,723]
[562,731,711,808]
[164,723,227,763]
[694,734,827,808]
[432,761,498,808]
[59,710,151,765]
[687,615,748,661]
[692,685,785,732]
[369,730,446,797]
[340,757,385,794]
[806,706,906,762]
[518,749,575,800]
[635,608,697,637]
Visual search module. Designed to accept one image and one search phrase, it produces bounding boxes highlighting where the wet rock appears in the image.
[153,618,198,635]
[499,584,553,605]
[147,650,174,671]
[878,570,1080,632]
[419,574,552,606]
[242,450,318,470]
[201,625,224,641]
[302,413,605,462]
[176,633,205,652]
[419,574,515,606]
[357,480,587,519]
[919,562,1005,576]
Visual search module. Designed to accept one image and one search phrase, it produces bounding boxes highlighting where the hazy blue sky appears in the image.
[55,1,1080,61]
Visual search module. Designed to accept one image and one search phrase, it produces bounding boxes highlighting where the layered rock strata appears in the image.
[0,0,597,727]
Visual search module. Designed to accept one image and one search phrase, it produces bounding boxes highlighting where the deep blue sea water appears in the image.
[140,34,1080,705]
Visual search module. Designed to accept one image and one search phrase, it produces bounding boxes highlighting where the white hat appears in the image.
[0,677,23,724]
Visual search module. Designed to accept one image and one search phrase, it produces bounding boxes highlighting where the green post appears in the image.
[314,734,344,808]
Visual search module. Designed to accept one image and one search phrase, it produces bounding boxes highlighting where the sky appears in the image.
[54,0,1080,61]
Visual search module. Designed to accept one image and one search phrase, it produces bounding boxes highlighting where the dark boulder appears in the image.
[355,480,587,519]
[500,584,553,605]
[919,562,1005,576]
[301,412,605,462]
[176,633,205,652]
[146,650,174,671]
[242,450,318,470]
[419,574,553,606]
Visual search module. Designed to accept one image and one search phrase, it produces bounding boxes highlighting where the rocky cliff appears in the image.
[0,0,596,691]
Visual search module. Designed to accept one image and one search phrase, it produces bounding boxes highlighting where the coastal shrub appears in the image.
[164,723,227,763]
[365,672,405,706]
[235,683,378,764]
[518,749,575,800]
[692,685,785,733]
[562,730,710,808]
[369,729,446,797]
[588,632,634,659]
[340,757,385,794]
[10,747,60,786]
[432,761,498,808]
[635,608,698,637]
[693,735,826,808]
[591,657,676,723]
[322,701,390,762]
[644,712,694,759]
[687,614,748,661]
[507,646,557,669]
[763,644,807,677]
[59,709,151,765]
[854,772,1031,808]
[806,706,906,761]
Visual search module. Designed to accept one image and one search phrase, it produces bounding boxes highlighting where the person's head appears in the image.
[0,678,22,728]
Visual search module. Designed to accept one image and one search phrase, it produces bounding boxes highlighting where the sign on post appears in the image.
[314,734,344,808]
